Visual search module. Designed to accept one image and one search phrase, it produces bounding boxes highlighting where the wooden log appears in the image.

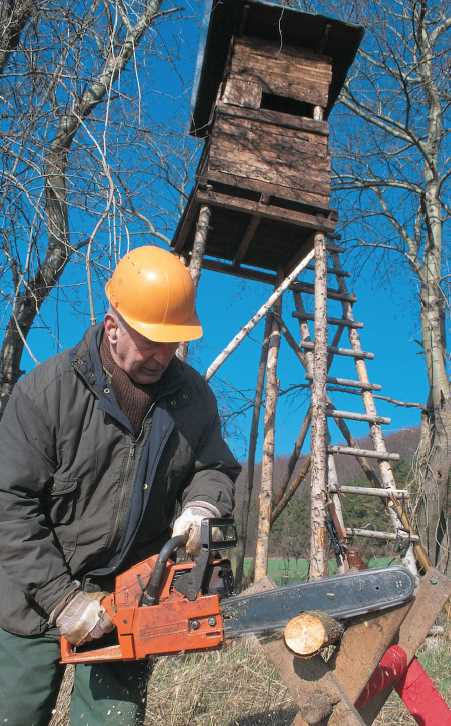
[299,341,375,360]
[327,409,391,425]
[307,375,381,391]
[201,257,278,285]
[327,446,399,461]
[329,485,408,498]
[284,611,344,657]
[265,638,365,725]
[255,305,281,581]
[177,205,210,361]
[293,311,363,328]
[306,262,350,277]
[345,528,419,542]
[310,230,329,579]
[234,314,273,591]
[292,280,356,302]
[205,247,315,380]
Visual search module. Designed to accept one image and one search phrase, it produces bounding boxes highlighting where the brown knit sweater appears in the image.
[100,332,153,435]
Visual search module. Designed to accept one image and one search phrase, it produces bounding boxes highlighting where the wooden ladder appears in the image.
[288,247,425,574]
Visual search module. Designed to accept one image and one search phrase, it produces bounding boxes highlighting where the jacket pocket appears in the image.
[48,476,78,525]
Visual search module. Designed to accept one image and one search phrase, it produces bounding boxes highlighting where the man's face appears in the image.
[104,313,179,384]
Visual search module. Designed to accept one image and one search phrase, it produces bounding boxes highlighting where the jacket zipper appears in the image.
[106,400,157,553]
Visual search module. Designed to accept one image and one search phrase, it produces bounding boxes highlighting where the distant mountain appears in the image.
[236,426,420,501]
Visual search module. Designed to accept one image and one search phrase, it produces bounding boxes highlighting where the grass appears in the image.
[50,624,450,725]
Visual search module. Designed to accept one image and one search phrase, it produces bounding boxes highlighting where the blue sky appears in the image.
[18,1,430,462]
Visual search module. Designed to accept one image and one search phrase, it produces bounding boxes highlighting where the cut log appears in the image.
[284,610,344,657]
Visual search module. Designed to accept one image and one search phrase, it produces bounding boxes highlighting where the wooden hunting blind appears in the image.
[172,0,363,279]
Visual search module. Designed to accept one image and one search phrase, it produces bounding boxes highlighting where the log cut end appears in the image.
[284,610,344,657]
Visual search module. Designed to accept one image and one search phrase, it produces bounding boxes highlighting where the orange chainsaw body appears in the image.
[60,554,224,664]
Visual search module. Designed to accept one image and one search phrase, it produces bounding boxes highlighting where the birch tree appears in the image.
[0,0,191,416]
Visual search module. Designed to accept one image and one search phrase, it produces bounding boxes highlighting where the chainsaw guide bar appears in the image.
[222,566,415,637]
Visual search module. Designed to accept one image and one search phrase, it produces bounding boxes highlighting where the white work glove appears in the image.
[55,590,114,646]
[172,501,221,556]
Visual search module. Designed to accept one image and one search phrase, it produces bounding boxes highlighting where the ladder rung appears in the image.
[329,485,407,498]
[291,281,356,303]
[306,263,350,277]
[345,528,419,542]
[293,312,363,329]
[307,375,381,391]
[300,341,375,360]
[327,409,391,425]
[328,445,399,460]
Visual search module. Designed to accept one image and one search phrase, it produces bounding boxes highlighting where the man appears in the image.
[0,246,240,725]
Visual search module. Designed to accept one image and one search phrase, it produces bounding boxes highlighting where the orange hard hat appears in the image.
[105,246,203,343]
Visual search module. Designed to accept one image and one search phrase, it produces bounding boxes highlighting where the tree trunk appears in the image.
[415,264,450,574]
[309,232,329,579]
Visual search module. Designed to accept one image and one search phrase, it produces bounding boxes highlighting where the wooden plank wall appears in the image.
[229,36,332,108]
[206,36,333,209]
[209,111,331,208]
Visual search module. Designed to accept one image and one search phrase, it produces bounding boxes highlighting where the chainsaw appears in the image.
[60,518,415,664]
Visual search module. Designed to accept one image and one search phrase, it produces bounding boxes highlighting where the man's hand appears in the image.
[172,501,220,556]
[55,590,114,646]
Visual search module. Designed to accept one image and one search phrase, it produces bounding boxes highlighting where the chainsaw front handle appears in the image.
[142,533,188,605]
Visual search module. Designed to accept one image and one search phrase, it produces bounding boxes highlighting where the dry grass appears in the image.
[50,630,450,725]
[145,638,296,726]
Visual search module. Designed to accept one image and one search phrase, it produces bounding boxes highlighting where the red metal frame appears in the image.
[356,644,451,725]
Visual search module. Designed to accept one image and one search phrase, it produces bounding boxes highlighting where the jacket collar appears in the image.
[70,324,186,401]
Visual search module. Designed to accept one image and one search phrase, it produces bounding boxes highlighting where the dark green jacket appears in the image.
[0,326,240,635]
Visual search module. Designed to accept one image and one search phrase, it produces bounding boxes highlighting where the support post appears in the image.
[205,248,315,381]
[177,205,210,361]
[254,302,282,581]
[310,231,329,578]
[234,313,272,590]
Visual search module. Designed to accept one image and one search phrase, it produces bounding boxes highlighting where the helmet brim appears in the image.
[123,315,203,343]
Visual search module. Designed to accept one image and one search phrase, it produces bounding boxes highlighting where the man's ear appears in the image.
[104,314,118,343]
